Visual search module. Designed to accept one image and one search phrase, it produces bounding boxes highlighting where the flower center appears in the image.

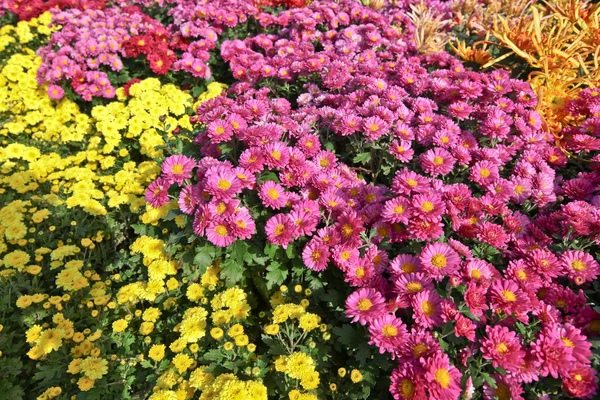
[399,379,415,398]
[274,224,285,236]
[479,168,490,178]
[430,254,447,269]
[215,225,228,237]
[496,343,508,354]
[561,337,575,348]
[267,188,279,200]
[571,260,586,271]
[433,156,444,165]
[471,270,481,280]
[311,251,322,262]
[215,203,226,214]
[171,164,184,175]
[270,150,281,160]
[320,158,329,167]
[341,251,351,261]
[421,201,435,212]
[516,270,527,280]
[412,343,427,356]
[217,179,231,190]
[341,224,353,238]
[215,126,225,134]
[434,368,451,389]
[406,282,422,293]
[357,298,372,311]
[382,324,398,337]
[355,267,365,278]
[421,300,435,316]
[501,290,516,302]
[406,179,418,187]
[401,263,415,273]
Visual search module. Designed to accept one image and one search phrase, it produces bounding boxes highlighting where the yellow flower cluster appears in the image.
[0,11,54,53]
[275,352,320,391]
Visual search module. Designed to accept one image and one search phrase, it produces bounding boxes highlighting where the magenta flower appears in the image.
[480,325,526,373]
[258,181,288,209]
[205,221,236,247]
[145,177,171,208]
[265,214,296,249]
[419,243,460,280]
[345,287,386,326]
[411,290,443,329]
[368,314,407,355]
[161,155,196,185]
[423,353,462,400]
[301,239,330,272]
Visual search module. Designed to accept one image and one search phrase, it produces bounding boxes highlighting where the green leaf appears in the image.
[220,258,244,285]
[332,324,359,347]
[265,261,288,289]
[202,349,226,362]
[353,152,371,164]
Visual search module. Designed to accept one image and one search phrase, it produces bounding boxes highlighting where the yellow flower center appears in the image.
[400,379,415,398]
[310,251,322,262]
[430,254,447,269]
[267,188,279,200]
[479,168,490,178]
[406,282,422,293]
[421,300,435,316]
[217,179,231,190]
[562,337,575,348]
[369,124,379,131]
[215,126,225,134]
[355,267,365,278]
[274,224,285,236]
[501,290,516,302]
[575,374,583,381]
[216,203,226,214]
[394,205,405,215]
[215,225,228,237]
[270,150,281,160]
[471,270,481,280]
[421,201,434,212]
[382,324,398,338]
[516,270,527,280]
[571,260,586,271]
[434,368,451,389]
[407,179,418,187]
[357,298,372,311]
[341,251,351,261]
[320,158,329,167]
[341,224,353,238]
[171,164,184,174]
[402,263,415,273]
[496,343,508,354]
[433,156,444,165]
[412,343,427,356]
[236,220,246,229]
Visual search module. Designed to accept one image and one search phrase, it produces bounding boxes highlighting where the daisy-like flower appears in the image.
[480,325,525,373]
[228,208,256,240]
[205,165,242,200]
[394,272,434,299]
[470,160,500,186]
[482,374,524,400]
[560,250,600,285]
[462,259,494,282]
[368,314,408,355]
[345,287,387,326]
[389,254,422,276]
[363,115,389,141]
[390,140,414,162]
[162,155,196,185]
[336,210,365,247]
[419,147,455,176]
[301,239,330,272]
[265,214,296,249]
[419,243,460,280]
[489,279,530,317]
[381,197,412,224]
[525,248,561,279]
[178,185,198,215]
[552,323,592,365]
[531,330,574,379]
[206,119,233,143]
[48,84,65,100]
[205,221,236,247]
[258,181,288,209]
[238,147,265,173]
[263,142,290,169]
[390,363,427,400]
[563,366,598,399]
[392,169,429,195]
[424,354,462,400]
[411,290,442,329]
[344,258,375,287]
[411,193,445,221]
[331,244,360,272]
[145,178,171,208]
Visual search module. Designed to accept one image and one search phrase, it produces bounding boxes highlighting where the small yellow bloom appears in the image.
[350,369,363,383]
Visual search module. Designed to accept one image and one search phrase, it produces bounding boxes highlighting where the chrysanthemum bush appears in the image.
[1,0,600,399]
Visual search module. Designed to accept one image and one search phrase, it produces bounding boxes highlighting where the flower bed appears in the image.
[0,1,599,399]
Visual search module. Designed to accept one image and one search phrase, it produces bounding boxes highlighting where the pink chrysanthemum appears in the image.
[368,314,408,355]
[228,208,255,240]
[390,140,414,162]
[265,214,296,249]
[480,325,525,373]
[390,363,427,400]
[48,84,64,100]
[336,210,365,247]
[345,287,387,326]
[563,366,598,399]
[489,279,530,317]
[419,147,455,176]
[411,193,445,221]
[470,160,500,186]
[161,155,196,185]
[552,323,592,365]
[205,221,236,247]
[482,374,524,400]
[331,244,360,271]
[263,141,290,169]
[238,147,265,173]
[258,181,288,209]
[419,243,461,280]
[560,250,600,285]
[205,165,242,199]
[301,239,330,272]
[145,177,171,208]
[178,184,198,215]
[389,254,422,276]
[411,290,443,329]
[381,197,412,225]
[423,353,462,400]
[462,259,494,282]
[531,330,575,378]
[206,119,233,143]
[394,272,434,298]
